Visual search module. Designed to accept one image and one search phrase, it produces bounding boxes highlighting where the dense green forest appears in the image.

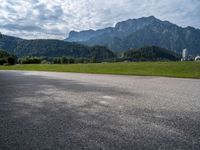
[0,49,17,65]
[0,33,182,65]
[0,49,10,58]
[1,45,182,65]
[18,56,105,64]
[13,39,115,61]
[16,46,180,64]
[0,34,22,53]
[14,39,90,57]
[123,46,181,61]
[0,34,116,60]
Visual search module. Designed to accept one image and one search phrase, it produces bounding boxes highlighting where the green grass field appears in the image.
[0,62,200,79]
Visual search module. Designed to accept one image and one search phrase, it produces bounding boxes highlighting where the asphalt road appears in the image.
[0,71,200,150]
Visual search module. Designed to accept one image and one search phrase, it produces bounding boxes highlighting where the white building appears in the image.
[195,56,200,61]
[182,49,188,61]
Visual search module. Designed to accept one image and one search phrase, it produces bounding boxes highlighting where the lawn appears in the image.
[0,61,200,79]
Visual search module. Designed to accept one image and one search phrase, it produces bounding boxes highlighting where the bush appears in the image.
[0,49,17,65]
[0,58,7,65]
[7,56,16,65]
[41,60,51,64]
[18,57,42,64]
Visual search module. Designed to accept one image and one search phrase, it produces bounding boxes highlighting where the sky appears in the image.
[0,0,200,39]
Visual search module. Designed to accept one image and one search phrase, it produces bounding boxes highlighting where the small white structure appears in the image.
[195,56,200,61]
[182,48,188,61]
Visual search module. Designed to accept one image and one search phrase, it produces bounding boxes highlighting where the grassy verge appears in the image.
[0,62,200,79]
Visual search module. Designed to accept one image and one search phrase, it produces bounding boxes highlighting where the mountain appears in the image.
[0,34,115,60]
[65,16,200,55]
[123,46,180,61]
[0,34,22,53]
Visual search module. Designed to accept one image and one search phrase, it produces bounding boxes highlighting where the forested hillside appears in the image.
[123,46,180,61]
[0,34,115,60]
[0,33,182,63]
[0,34,22,53]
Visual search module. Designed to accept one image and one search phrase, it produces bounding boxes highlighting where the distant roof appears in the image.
[195,56,200,60]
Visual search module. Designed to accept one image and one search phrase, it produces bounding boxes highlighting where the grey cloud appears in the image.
[0,0,199,39]
[33,4,64,24]
[0,24,43,32]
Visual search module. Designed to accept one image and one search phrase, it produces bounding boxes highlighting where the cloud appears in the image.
[0,0,200,39]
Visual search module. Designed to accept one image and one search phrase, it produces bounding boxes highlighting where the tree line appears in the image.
[0,46,181,66]
[17,56,107,64]
[0,49,17,65]
[123,46,181,61]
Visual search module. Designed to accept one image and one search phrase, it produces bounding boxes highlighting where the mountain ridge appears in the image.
[65,16,200,55]
[0,34,115,60]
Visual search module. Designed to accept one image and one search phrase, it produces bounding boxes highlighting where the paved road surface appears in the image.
[0,71,200,150]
